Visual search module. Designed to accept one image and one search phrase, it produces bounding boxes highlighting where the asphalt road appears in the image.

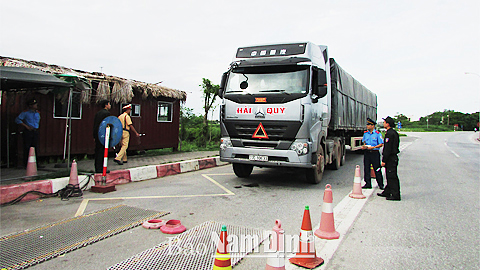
[328,131,480,269]
[1,132,478,269]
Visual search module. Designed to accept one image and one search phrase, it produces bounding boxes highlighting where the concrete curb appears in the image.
[0,156,228,205]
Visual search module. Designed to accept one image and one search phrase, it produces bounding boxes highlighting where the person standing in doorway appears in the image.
[361,118,384,190]
[93,100,111,173]
[114,104,139,165]
[378,116,401,201]
[15,98,42,167]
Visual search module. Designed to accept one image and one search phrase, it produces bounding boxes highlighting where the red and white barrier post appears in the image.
[102,125,110,182]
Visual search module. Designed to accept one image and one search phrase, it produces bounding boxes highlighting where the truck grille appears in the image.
[235,123,287,140]
[225,120,301,141]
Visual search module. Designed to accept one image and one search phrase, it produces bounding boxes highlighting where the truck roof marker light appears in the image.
[252,122,269,139]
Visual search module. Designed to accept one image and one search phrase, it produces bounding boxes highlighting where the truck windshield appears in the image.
[226,65,309,95]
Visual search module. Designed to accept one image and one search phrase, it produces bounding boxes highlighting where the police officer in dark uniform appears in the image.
[93,100,111,173]
[361,118,384,189]
[378,116,401,201]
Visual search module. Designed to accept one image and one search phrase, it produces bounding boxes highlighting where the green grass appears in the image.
[142,141,220,156]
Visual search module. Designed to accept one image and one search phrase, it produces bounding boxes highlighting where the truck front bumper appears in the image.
[220,146,313,168]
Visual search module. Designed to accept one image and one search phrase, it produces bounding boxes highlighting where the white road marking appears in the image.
[286,182,376,270]
[444,140,460,158]
[74,174,235,216]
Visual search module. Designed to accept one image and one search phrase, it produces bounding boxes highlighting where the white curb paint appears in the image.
[129,165,158,182]
[50,177,70,193]
[214,157,229,166]
[179,160,199,173]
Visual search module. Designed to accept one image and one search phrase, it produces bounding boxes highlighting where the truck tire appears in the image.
[306,144,325,184]
[330,143,341,170]
[340,142,346,166]
[232,163,253,178]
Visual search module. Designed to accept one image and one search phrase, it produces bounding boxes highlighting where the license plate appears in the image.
[249,155,268,162]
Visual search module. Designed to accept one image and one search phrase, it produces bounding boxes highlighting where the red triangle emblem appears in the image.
[252,122,268,139]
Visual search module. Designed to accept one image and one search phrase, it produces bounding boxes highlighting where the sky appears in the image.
[1,0,479,122]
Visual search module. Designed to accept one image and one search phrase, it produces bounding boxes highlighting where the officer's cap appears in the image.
[367,118,376,125]
[383,116,395,126]
[27,99,37,106]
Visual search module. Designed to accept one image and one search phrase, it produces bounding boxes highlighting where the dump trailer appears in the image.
[218,42,377,183]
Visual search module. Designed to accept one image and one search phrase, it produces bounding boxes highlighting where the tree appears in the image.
[200,78,219,147]
[393,113,411,127]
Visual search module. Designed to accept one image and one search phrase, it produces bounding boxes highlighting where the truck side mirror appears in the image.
[317,85,327,98]
[218,72,228,98]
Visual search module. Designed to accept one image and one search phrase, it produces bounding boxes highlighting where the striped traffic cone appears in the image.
[289,206,324,269]
[265,220,285,270]
[69,160,79,187]
[314,184,340,239]
[349,165,366,199]
[25,147,37,178]
[213,225,232,270]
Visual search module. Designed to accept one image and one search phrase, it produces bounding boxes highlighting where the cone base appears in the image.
[314,228,340,240]
[91,185,116,193]
[265,264,286,270]
[289,256,324,269]
[349,193,366,199]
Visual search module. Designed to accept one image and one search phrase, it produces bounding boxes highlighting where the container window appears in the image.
[120,103,141,117]
[53,91,82,119]
[157,102,173,122]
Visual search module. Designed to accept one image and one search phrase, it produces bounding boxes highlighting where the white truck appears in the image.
[218,42,377,183]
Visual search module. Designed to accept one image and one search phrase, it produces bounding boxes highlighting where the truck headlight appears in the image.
[290,142,309,155]
[220,138,232,151]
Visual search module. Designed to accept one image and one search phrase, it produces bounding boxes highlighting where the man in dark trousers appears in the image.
[15,98,42,167]
[378,116,401,201]
[93,100,111,173]
[361,118,384,189]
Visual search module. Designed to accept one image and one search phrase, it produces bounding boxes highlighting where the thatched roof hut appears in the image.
[0,56,187,104]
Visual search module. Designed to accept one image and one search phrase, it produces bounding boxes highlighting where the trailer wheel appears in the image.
[306,144,324,184]
[232,163,253,178]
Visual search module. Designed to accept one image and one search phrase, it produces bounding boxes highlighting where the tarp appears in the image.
[0,66,72,90]
[329,58,377,131]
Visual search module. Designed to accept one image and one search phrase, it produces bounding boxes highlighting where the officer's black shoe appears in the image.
[114,159,123,165]
[386,195,401,201]
[361,185,372,189]
[377,192,389,197]
[123,161,128,163]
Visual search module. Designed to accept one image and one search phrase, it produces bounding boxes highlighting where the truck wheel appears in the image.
[331,143,341,170]
[306,145,324,184]
[232,163,253,178]
[340,142,346,166]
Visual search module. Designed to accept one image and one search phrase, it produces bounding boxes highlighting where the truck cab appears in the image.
[218,42,375,183]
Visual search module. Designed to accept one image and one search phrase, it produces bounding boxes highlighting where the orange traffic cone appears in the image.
[69,160,79,187]
[265,220,285,270]
[370,165,376,179]
[349,165,366,199]
[289,206,324,269]
[213,225,232,270]
[314,184,340,239]
[25,147,37,178]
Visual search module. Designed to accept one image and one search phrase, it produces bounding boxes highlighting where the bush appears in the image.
[179,107,221,151]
